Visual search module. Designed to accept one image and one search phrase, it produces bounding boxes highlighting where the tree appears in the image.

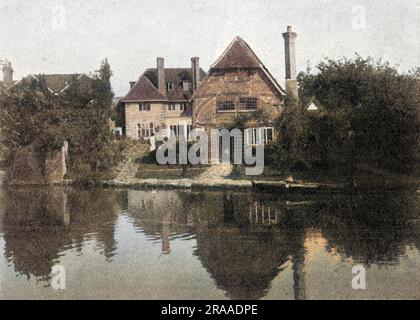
[274,56,420,174]
[0,58,120,184]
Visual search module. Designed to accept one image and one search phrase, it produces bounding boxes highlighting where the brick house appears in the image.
[119,26,299,145]
[119,58,206,140]
[191,38,282,145]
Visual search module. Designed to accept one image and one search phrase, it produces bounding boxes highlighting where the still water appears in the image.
[0,186,419,300]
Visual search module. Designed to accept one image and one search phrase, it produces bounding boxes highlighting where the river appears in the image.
[0,186,419,299]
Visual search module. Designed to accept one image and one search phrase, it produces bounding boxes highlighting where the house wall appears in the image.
[192,69,283,128]
[125,102,192,139]
[125,102,163,139]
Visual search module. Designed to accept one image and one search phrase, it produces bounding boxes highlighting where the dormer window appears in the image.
[166,82,174,91]
[182,81,190,91]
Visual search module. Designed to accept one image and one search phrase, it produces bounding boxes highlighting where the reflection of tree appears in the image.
[2,187,123,279]
[184,191,307,300]
[305,192,419,265]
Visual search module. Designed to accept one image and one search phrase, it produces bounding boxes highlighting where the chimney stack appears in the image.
[129,81,136,89]
[157,57,166,96]
[191,57,200,92]
[2,59,13,87]
[282,26,298,105]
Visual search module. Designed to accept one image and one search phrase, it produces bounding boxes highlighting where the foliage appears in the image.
[272,56,420,174]
[0,58,120,184]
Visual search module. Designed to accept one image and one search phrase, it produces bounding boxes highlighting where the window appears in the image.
[179,103,187,111]
[245,127,274,145]
[239,97,258,110]
[216,100,235,111]
[139,103,151,111]
[182,81,190,91]
[168,103,177,111]
[166,82,174,91]
[138,122,154,139]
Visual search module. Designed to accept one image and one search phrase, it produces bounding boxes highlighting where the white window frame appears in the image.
[138,122,155,139]
[139,103,151,112]
[245,127,274,145]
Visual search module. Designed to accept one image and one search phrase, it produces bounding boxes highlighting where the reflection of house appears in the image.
[119,58,206,140]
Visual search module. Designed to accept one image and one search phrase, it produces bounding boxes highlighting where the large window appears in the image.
[239,97,258,110]
[245,127,273,145]
[138,122,154,139]
[139,103,151,111]
[216,100,235,111]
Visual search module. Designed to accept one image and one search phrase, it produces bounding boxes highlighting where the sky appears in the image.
[1,0,419,96]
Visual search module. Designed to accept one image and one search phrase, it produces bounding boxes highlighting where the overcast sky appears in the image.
[1,0,419,96]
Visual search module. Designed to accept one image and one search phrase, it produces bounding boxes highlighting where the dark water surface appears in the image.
[0,186,419,299]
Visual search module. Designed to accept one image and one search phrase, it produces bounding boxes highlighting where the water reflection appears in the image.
[0,186,419,299]
[2,187,125,279]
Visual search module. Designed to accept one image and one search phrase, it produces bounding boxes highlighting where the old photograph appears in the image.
[0,0,419,304]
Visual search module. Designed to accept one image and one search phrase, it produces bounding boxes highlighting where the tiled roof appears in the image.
[192,36,286,99]
[10,74,93,95]
[121,67,206,103]
[121,74,167,102]
[211,36,262,70]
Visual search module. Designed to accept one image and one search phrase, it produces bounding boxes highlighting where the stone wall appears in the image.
[125,102,192,140]
[8,142,68,185]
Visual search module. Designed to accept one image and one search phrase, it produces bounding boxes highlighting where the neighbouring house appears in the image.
[12,73,94,95]
[119,57,206,140]
[304,96,323,112]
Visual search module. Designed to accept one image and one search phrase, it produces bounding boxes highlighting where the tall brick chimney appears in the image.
[129,81,135,89]
[191,57,200,92]
[2,59,13,87]
[157,57,165,96]
[282,26,298,105]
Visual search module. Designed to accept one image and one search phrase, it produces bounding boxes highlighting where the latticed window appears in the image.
[239,97,258,110]
[216,100,235,111]
[138,122,154,139]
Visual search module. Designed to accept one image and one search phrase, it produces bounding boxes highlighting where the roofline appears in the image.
[207,36,286,97]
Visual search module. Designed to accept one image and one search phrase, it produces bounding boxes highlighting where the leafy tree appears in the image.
[0,58,121,184]
[273,56,420,174]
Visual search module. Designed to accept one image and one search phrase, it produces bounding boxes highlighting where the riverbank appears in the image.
[3,168,419,194]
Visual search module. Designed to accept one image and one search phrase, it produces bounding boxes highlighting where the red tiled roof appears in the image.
[121,67,206,103]
[121,74,167,102]
[211,36,262,70]
[192,36,286,99]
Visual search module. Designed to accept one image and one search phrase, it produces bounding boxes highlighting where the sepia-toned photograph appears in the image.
[0,0,419,305]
